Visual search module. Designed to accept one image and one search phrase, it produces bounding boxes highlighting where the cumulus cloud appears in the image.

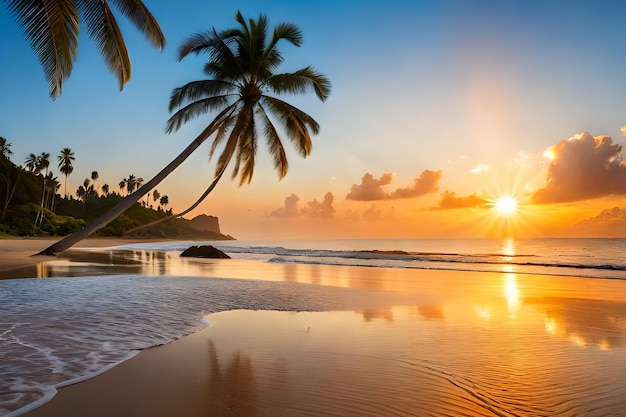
[270,192,335,219]
[346,170,441,201]
[532,132,626,204]
[431,191,488,210]
[345,172,394,201]
[270,194,300,217]
[301,192,335,218]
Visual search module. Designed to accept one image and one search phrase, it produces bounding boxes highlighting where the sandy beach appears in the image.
[2,238,626,416]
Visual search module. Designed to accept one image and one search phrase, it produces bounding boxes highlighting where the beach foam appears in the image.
[0,274,398,416]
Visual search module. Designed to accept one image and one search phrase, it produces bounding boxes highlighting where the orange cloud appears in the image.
[573,206,626,236]
[270,194,299,218]
[431,191,488,210]
[346,170,441,201]
[270,193,335,219]
[533,132,626,204]
[301,192,335,219]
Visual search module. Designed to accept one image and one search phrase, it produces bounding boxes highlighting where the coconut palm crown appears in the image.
[4,0,166,98]
[166,11,331,186]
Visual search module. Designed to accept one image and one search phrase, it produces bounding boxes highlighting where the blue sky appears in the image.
[2,1,626,239]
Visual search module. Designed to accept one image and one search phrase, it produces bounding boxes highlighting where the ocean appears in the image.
[2,238,626,416]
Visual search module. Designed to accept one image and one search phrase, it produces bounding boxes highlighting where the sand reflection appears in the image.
[526,297,626,349]
[206,340,259,416]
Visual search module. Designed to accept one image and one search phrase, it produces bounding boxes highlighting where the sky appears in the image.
[2,0,626,240]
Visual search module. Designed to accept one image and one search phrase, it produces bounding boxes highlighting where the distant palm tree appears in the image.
[43,172,60,211]
[35,152,50,226]
[3,0,166,99]
[0,137,13,159]
[24,153,40,172]
[101,183,110,196]
[38,11,330,255]
[159,195,169,210]
[152,189,160,206]
[58,148,75,198]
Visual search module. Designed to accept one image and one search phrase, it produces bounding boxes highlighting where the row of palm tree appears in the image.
[5,7,331,254]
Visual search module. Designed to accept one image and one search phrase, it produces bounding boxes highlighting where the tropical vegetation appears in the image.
[0,142,198,238]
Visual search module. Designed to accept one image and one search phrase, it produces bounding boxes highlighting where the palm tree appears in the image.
[159,195,169,210]
[0,137,13,159]
[91,170,99,194]
[35,152,50,226]
[38,11,330,255]
[24,153,40,172]
[101,183,110,196]
[58,148,75,197]
[4,0,166,99]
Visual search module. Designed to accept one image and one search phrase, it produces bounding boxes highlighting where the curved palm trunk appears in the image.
[36,124,217,256]
[122,166,226,236]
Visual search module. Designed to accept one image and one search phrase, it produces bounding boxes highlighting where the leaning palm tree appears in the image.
[38,11,330,255]
[3,0,166,99]
[58,148,75,198]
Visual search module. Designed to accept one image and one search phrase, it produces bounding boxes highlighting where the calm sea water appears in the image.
[1,238,626,416]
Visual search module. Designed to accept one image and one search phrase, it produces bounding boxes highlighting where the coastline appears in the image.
[3,238,626,416]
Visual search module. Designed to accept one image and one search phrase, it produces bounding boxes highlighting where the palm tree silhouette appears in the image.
[38,11,330,255]
[0,137,13,159]
[58,148,75,198]
[4,0,165,99]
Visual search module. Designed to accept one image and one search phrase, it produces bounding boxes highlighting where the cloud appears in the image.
[573,207,626,236]
[301,192,335,219]
[533,132,626,204]
[362,204,382,220]
[470,164,490,174]
[270,192,335,219]
[346,170,441,201]
[431,191,488,210]
[270,194,300,217]
[389,170,441,198]
[346,172,394,201]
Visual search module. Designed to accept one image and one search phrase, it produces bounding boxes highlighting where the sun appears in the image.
[494,196,518,215]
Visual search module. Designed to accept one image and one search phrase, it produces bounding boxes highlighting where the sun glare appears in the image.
[494,196,518,215]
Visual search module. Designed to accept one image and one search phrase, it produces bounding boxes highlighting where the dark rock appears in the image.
[180,245,230,259]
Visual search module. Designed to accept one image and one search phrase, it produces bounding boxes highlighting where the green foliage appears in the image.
[0,148,230,239]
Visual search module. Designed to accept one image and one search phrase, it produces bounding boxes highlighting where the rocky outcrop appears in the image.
[180,245,231,259]
[188,215,222,234]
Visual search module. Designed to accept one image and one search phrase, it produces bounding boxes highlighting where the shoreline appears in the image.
[0,237,169,279]
[3,238,626,416]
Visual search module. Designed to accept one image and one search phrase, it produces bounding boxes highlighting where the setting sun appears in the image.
[495,197,518,215]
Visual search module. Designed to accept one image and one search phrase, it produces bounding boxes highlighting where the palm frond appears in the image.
[168,79,235,112]
[262,96,318,156]
[79,0,131,90]
[266,66,331,102]
[258,104,288,179]
[5,0,79,98]
[262,95,320,134]
[209,114,237,161]
[108,0,166,50]
[166,96,234,133]
[233,106,257,184]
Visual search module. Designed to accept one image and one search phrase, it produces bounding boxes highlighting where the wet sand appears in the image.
[0,237,162,279]
[4,239,626,416]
